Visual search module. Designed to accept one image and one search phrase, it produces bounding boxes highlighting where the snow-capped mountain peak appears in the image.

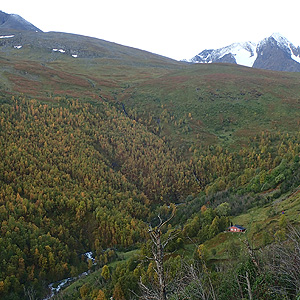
[258,33,290,51]
[190,41,257,67]
[189,33,300,72]
[270,32,289,46]
[256,33,300,66]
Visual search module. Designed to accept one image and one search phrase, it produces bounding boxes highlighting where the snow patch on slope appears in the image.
[52,48,79,58]
[291,51,300,64]
[0,35,14,39]
[230,42,257,67]
[52,48,65,53]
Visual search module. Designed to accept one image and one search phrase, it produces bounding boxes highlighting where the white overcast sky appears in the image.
[1,0,300,60]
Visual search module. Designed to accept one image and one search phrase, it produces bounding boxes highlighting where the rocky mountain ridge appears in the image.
[189,33,300,72]
[0,10,42,32]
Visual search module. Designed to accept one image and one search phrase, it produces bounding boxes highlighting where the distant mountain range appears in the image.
[1,10,300,73]
[187,33,300,72]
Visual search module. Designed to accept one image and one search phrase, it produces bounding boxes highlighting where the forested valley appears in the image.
[1,93,300,300]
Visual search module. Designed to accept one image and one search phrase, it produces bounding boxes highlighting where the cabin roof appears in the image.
[231,225,246,230]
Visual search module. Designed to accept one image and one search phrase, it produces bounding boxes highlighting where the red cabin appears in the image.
[228,225,246,232]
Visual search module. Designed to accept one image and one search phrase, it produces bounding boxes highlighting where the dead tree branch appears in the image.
[141,205,176,300]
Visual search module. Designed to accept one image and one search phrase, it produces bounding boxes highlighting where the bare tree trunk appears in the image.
[245,271,253,300]
[152,231,167,300]
[243,239,260,272]
[144,205,176,300]
[142,205,216,300]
